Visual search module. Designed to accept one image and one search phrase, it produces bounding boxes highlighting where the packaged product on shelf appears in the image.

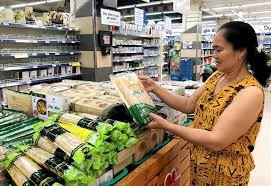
[62,13,70,27]
[25,7,36,24]
[6,164,35,186]
[0,109,28,128]
[0,118,39,148]
[0,8,14,23]
[4,152,63,186]
[33,134,70,163]
[42,12,52,26]
[13,9,26,24]
[39,69,48,78]
[17,145,90,185]
[73,97,126,119]
[22,71,30,81]
[110,72,158,128]
[5,90,33,116]
[29,71,37,80]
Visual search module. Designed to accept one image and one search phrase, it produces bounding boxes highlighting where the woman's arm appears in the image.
[148,86,263,151]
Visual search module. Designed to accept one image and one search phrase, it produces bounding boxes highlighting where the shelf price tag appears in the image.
[32,53,37,56]
[55,52,60,55]
[45,41,50,43]
[33,65,38,69]
[45,53,50,56]
[52,64,57,67]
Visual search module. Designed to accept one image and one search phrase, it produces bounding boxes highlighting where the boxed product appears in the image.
[32,93,47,120]
[39,69,47,78]
[73,97,125,118]
[66,66,72,74]
[29,71,37,80]
[22,71,30,81]
[6,90,33,116]
[32,92,70,120]
[61,66,66,75]
[48,68,54,77]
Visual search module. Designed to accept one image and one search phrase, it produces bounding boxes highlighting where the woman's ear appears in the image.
[239,48,247,61]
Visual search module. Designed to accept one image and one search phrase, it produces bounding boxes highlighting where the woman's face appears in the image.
[213,29,246,73]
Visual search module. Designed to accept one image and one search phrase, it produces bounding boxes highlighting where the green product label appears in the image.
[4,152,22,170]
[44,157,68,176]
[78,118,99,130]
[23,180,35,186]
[30,170,57,186]
[41,124,67,142]
[54,148,71,163]
[128,103,158,127]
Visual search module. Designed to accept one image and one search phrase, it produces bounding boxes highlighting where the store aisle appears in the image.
[249,90,271,186]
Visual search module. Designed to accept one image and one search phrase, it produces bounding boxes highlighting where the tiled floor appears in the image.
[249,90,271,186]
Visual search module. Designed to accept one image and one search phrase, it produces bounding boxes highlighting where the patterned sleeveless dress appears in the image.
[191,71,264,185]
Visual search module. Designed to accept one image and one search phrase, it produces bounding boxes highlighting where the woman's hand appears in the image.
[147,113,170,130]
[138,75,159,93]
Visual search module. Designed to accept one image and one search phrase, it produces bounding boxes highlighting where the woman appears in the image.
[140,21,271,185]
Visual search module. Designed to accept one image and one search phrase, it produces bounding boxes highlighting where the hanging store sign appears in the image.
[101,8,121,26]
[264,24,271,33]
[173,0,190,15]
[202,26,216,35]
[135,8,144,26]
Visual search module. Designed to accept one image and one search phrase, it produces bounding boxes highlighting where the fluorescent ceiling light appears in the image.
[148,18,163,22]
[246,16,271,20]
[137,2,161,7]
[10,0,63,8]
[122,11,177,18]
[117,0,173,10]
[171,18,181,20]
[203,14,222,18]
[203,21,216,24]
[213,6,239,10]
[242,2,271,7]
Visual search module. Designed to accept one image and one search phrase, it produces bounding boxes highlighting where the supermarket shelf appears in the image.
[202,55,213,58]
[113,44,143,47]
[0,22,79,32]
[0,62,80,72]
[202,48,214,50]
[202,41,213,43]
[112,58,143,62]
[113,67,144,73]
[112,32,160,39]
[113,52,144,55]
[149,74,159,78]
[0,73,82,88]
[0,39,80,44]
[143,45,160,48]
[144,54,160,57]
[144,64,158,68]
[0,52,80,57]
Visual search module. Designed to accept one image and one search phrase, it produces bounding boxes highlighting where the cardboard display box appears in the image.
[116,138,191,186]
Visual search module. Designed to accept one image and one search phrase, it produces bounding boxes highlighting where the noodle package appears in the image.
[17,145,91,186]
[4,151,63,186]
[110,72,158,128]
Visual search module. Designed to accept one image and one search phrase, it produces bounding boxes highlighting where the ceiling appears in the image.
[117,0,182,24]
[201,0,271,24]
[0,0,68,12]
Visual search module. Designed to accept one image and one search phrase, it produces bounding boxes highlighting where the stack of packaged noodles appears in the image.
[3,113,138,186]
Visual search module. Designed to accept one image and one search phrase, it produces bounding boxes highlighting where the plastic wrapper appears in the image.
[125,137,138,148]
[110,130,128,143]
[58,122,109,148]
[57,113,83,126]
[96,122,114,135]
[4,152,62,186]
[33,134,70,163]
[7,164,35,186]
[14,9,26,23]
[110,72,158,128]
[17,145,91,185]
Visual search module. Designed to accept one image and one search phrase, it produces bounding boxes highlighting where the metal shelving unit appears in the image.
[0,22,79,32]
[0,73,82,88]
[0,23,81,95]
